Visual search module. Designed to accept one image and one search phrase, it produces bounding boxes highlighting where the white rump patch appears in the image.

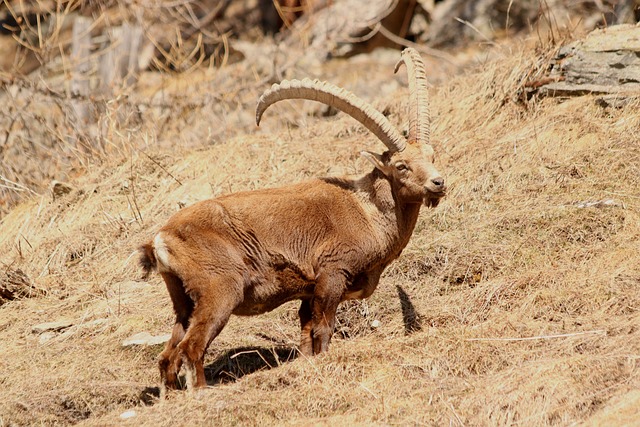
[154,233,171,273]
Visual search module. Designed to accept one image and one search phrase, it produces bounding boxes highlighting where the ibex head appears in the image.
[361,48,445,207]
[256,48,445,207]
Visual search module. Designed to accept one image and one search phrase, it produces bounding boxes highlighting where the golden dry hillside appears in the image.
[1,28,639,426]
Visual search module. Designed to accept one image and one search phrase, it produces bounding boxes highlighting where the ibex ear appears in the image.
[360,151,390,175]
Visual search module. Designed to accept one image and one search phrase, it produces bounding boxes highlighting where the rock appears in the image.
[50,180,74,199]
[120,409,137,419]
[575,199,621,209]
[34,318,109,344]
[371,319,381,328]
[539,24,640,97]
[38,331,57,344]
[32,320,73,334]
[595,94,640,109]
[122,332,171,347]
[283,0,418,59]
[0,269,43,305]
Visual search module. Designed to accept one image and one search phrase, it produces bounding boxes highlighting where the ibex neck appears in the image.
[361,170,422,251]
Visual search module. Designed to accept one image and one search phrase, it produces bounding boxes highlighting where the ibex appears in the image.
[140,48,446,392]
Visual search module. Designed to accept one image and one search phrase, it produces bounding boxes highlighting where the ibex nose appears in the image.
[431,177,445,191]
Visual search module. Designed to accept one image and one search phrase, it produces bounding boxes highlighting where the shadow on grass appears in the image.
[396,285,423,334]
[205,345,299,385]
[139,345,298,403]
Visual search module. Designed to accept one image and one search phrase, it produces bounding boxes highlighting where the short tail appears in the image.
[139,243,157,279]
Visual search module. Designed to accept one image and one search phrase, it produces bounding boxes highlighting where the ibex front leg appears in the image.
[298,300,313,357]
[311,271,346,354]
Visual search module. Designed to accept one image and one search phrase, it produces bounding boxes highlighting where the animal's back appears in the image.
[144,177,379,314]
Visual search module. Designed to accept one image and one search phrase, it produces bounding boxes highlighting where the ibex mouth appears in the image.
[424,191,446,208]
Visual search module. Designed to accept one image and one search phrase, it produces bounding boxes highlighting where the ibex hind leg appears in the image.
[177,274,241,390]
[158,272,193,396]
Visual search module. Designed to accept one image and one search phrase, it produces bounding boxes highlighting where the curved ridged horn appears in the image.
[394,48,430,146]
[256,78,406,152]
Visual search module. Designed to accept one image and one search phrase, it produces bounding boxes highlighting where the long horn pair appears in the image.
[255,48,430,151]
[395,48,430,146]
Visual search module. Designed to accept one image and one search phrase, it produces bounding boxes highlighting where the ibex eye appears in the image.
[396,163,408,171]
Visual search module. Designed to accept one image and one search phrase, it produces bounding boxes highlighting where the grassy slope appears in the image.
[0,41,639,426]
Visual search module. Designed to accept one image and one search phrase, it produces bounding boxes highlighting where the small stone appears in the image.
[0,268,41,305]
[122,332,171,347]
[38,331,57,344]
[576,199,619,209]
[120,410,137,420]
[32,320,73,334]
[50,180,74,199]
[371,319,381,328]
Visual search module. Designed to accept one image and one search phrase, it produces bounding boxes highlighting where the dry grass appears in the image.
[1,36,639,426]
